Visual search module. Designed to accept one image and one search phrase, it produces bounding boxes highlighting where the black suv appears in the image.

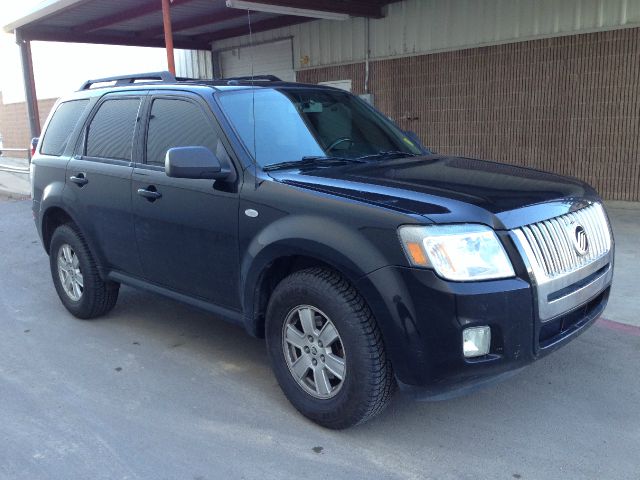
[31,72,614,429]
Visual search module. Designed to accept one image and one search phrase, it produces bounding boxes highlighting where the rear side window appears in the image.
[86,98,141,161]
[146,98,219,166]
[40,100,89,156]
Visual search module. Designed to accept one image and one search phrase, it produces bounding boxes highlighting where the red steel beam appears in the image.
[161,0,175,75]
[20,28,211,50]
[15,30,41,139]
[75,0,194,33]
[230,0,388,18]
[198,15,311,42]
[140,9,245,37]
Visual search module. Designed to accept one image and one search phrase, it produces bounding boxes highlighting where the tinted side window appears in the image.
[146,98,219,166]
[40,100,89,156]
[86,98,141,160]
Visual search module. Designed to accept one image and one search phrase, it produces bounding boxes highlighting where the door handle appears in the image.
[69,173,88,187]
[137,187,162,201]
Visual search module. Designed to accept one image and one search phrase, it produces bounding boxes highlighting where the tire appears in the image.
[266,267,395,429]
[49,223,119,319]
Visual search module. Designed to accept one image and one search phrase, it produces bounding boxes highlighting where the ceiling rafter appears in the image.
[231,0,389,18]
[74,0,195,33]
[21,27,212,50]
[198,14,313,42]
[140,9,246,37]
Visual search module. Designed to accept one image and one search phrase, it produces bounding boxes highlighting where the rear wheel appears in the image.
[266,267,395,429]
[49,224,119,319]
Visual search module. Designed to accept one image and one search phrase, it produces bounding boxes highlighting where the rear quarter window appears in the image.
[40,100,90,156]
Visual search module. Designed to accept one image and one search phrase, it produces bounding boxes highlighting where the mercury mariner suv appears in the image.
[30,72,614,429]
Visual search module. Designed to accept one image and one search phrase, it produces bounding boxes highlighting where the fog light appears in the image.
[463,326,491,358]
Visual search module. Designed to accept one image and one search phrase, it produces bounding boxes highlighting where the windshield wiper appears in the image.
[356,150,421,161]
[262,156,366,172]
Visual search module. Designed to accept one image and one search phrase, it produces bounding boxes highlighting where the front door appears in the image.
[132,93,241,309]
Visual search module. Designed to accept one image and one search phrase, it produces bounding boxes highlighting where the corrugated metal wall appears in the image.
[203,0,640,70]
[175,49,213,78]
[297,27,640,201]
[175,0,640,200]
[217,39,296,81]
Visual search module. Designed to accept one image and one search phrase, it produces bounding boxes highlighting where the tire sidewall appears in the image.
[49,225,96,318]
[266,273,379,427]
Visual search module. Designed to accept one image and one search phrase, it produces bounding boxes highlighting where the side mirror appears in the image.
[165,146,233,180]
[404,131,432,154]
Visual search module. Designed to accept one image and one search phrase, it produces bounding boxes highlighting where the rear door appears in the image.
[131,91,241,309]
[65,91,145,276]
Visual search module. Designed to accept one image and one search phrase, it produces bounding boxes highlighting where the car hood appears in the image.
[268,155,599,229]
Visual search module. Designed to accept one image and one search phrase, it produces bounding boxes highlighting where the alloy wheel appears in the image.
[282,305,346,399]
[57,243,84,301]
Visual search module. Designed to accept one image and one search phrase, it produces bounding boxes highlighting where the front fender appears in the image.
[241,214,390,330]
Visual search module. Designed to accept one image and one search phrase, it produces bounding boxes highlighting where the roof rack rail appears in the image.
[79,71,177,90]
[223,75,282,84]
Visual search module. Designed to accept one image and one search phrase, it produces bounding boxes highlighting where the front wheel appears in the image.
[266,267,395,429]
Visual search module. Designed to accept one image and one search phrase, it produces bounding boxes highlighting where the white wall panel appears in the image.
[175,49,212,79]
[218,39,295,81]
[178,0,640,75]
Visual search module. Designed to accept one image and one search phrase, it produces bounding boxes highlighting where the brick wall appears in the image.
[297,27,640,201]
[0,92,58,158]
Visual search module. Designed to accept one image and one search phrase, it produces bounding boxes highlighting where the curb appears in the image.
[596,318,640,336]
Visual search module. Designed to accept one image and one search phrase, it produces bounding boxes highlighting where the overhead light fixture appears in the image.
[225,0,349,21]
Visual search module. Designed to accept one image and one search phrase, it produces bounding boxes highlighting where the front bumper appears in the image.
[356,262,611,400]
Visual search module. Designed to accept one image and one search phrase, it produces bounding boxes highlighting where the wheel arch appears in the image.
[242,239,387,339]
[40,205,108,279]
[41,206,74,254]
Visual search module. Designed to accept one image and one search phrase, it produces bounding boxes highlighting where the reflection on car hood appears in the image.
[268,155,598,228]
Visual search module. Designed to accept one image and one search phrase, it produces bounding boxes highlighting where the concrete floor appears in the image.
[0,198,638,480]
[605,201,640,327]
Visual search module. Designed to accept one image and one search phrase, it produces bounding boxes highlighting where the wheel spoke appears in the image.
[62,245,73,264]
[324,353,345,380]
[284,324,306,349]
[75,273,84,288]
[318,321,339,347]
[290,355,311,380]
[298,308,316,336]
[72,280,82,299]
[71,253,79,268]
[63,273,73,292]
[314,367,332,396]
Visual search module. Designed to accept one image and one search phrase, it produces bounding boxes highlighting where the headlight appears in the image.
[398,224,515,281]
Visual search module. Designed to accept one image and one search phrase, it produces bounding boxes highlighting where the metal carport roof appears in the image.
[3,0,392,49]
[3,0,393,141]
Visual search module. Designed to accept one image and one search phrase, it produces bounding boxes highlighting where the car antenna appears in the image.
[247,8,259,190]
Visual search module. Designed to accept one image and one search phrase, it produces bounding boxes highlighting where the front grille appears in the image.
[514,203,611,280]
[512,202,614,321]
[538,288,609,349]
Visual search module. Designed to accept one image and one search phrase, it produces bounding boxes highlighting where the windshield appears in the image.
[217,88,422,167]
